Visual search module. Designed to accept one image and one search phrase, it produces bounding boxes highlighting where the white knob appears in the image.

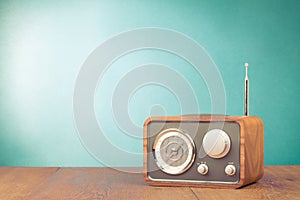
[202,129,231,158]
[197,164,209,175]
[225,164,236,176]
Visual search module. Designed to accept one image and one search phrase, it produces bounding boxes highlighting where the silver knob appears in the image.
[225,164,236,176]
[202,129,231,158]
[197,164,209,175]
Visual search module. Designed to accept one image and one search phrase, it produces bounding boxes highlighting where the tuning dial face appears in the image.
[153,129,195,175]
[202,129,231,158]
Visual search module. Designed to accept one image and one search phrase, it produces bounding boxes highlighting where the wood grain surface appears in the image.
[0,166,299,200]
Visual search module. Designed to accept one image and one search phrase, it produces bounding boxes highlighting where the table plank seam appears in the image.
[26,168,61,199]
[189,187,200,200]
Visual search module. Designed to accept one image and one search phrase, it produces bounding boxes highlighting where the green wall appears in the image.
[0,0,299,166]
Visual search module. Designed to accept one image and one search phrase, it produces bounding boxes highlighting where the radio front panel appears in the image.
[146,120,240,184]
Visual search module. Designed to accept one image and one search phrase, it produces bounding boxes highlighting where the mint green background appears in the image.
[0,0,299,166]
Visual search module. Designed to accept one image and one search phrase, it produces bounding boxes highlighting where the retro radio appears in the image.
[143,63,264,188]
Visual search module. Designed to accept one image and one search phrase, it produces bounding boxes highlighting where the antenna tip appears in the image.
[244,63,249,68]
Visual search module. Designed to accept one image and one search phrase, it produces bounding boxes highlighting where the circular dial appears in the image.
[202,129,231,158]
[153,129,195,175]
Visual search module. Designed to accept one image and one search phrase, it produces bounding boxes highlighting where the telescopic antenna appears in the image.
[244,63,249,116]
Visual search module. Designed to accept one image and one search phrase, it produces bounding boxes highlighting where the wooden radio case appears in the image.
[143,115,264,188]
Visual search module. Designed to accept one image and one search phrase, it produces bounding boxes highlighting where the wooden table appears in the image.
[0,166,299,200]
